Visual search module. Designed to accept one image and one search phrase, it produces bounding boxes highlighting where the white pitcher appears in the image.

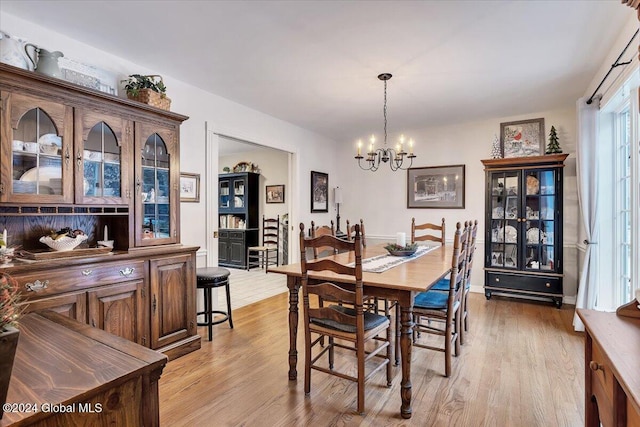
[0,30,33,71]
[25,44,64,78]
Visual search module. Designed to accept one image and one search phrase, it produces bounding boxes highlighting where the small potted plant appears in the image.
[0,273,22,419]
[121,74,171,111]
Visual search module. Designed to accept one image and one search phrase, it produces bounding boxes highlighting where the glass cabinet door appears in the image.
[524,168,557,272]
[135,121,178,247]
[2,92,72,203]
[488,171,520,269]
[233,178,245,209]
[141,134,171,239]
[75,111,132,205]
[220,179,230,208]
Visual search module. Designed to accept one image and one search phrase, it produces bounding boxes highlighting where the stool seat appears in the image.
[197,267,231,285]
[196,267,233,340]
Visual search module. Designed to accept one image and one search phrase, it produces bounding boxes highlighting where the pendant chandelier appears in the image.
[355,73,416,171]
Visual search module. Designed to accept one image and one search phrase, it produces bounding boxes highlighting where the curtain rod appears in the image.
[586,28,639,105]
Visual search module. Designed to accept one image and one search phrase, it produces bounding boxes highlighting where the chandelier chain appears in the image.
[383,78,387,146]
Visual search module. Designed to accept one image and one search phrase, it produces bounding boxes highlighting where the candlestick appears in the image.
[357,140,362,156]
[396,232,406,247]
[104,225,108,241]
[2,229,7,247]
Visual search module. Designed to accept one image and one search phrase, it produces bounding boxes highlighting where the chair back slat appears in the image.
[310,220,336,258]
[411,217,445,245]
[262,215,279,247]
[345,219,367,247]
[307,282,356,305]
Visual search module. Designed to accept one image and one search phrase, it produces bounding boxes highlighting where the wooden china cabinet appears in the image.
[0,63,200,360]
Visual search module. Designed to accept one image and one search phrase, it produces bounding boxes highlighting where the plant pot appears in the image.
[127,88,171,111]
[0,326,19,420]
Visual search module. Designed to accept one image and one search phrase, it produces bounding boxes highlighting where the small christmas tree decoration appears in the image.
[546,126,562,154]
[490,134,502,159]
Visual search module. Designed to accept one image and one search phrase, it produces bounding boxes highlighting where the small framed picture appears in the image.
[180,172,200,202]
[500,118,545,158]
[310,171,328,213]
[407,164,465,209]
[266,184,285,203]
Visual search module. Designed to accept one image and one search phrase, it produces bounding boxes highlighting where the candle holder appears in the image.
[97,240,114,248]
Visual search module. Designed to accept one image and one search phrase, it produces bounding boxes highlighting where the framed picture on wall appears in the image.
[310,171,328,212]
[407,164,465,209]
[500,118,545,158]
[180,172,200,202]
[266,184,285,203]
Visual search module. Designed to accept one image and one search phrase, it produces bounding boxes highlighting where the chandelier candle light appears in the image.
[355,73,416,171]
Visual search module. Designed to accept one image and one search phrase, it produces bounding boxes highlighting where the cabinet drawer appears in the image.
[486,272,561,295]
[16,260,145,300]
[590,343,614,407]
[228,230,245,241]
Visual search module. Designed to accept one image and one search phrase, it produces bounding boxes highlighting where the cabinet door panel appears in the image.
[134,122,179,247]
[88,279,146,345]
[1,91,73,203]
[22,291,87,322]
[149,254,196,350]
[75,109,133,205]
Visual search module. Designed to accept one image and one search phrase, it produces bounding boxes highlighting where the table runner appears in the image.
[357,245,439,273]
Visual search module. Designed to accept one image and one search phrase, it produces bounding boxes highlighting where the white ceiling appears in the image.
[1,1,633,143]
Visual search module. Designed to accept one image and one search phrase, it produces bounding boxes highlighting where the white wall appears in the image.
[334,107,579,298]
[0,12,338,266]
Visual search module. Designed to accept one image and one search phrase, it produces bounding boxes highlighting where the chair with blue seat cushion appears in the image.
[299,222,391,415]
[427,219,478,346]
[460,219,478,345]
[411,221,468,377]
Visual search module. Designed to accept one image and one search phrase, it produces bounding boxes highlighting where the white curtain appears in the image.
[573,97,600,331]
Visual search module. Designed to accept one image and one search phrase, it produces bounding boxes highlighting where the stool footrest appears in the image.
[197,310,231,326]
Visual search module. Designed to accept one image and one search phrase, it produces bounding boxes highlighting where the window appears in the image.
[599,74,639,308]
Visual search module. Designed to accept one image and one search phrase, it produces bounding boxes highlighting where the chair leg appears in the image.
[386,319,392,387]
[328,336,334,369]
[205,287,213,341]
[394,305,400,366]
[357,340,365,415]
[444,317,451,378]
[225,282,234,329]
[304,331,312,396]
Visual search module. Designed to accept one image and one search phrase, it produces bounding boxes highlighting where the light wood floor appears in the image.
[160,292,585,426]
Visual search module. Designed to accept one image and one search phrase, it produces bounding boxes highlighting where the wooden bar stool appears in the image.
[196,267,233,341]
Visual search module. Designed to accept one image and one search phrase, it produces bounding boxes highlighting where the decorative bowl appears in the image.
[384,243,418,257]
[39,234,88,251]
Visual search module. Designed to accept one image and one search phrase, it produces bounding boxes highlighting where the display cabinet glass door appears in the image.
[489,171,520,269]
[141,134,171,240]
[2,92,73,204]
[219,179,230,208]
[488,168,559,272]
[233,178,245,209]
[523,168,557,272]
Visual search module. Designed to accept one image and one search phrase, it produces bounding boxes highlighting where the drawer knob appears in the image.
[26,279,49,292]
[495,277,500,282]
[589,361,603,372]
[545,282,551,288]
[82,269,93,276]
[120,267,135,277]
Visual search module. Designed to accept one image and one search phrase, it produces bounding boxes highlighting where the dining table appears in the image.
[269,242,454,419]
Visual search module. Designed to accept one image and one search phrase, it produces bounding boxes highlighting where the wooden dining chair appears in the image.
[428,219,477,345]
[411,217,446,245]
[460,219,478,345]
[247,215,280,272]
[299,222,392,415]
[411,221,468,377]
[310,220,335,258]
[345,219,366,247]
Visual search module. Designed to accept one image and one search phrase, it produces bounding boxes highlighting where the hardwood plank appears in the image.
[159,293,584,426]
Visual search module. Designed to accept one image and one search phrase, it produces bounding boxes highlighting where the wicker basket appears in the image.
[127,88,171,111]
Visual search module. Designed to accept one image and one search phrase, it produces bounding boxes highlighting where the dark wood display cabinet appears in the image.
[218,172,259,268]
[481,154,568,308]
[0,63,200,359]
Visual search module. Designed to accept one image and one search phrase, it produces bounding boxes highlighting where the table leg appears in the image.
[287,275,300,380]
[399,297,414,419]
